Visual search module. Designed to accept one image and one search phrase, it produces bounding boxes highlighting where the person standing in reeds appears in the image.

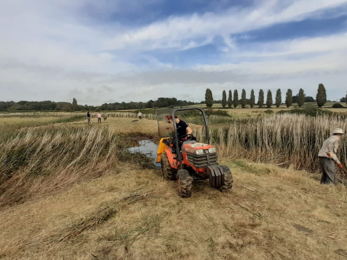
[138,111,143,120]
[318,128,344,184]
[87,111,91,124]
[97,112,102,123]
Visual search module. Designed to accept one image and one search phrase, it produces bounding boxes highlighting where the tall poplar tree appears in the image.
[298,88,305,107]
[266,90,273,108]
[285,89,293,108]
[233,90,239,108]
[316,84,327,108]
[258,89,264,108]
[241,89,247,108]
[275,89,281,108]
[250,89,255,108]
[72,98,79,111]
[205,88,213,108]
[222,90,227,108]
[228,90,232,108]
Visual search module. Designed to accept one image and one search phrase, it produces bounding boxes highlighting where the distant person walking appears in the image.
[318,128,344,184]
[87,111,91,124]
[138,111,143,120]
[97,112,102,123]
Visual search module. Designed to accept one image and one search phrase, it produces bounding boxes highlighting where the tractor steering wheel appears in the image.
[179,134,193,140]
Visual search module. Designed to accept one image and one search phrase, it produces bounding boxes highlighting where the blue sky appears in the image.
[0,0,347,105]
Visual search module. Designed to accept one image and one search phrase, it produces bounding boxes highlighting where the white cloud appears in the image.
[196,33,347,77]
[106,0,347,51]
[0,0,347,104]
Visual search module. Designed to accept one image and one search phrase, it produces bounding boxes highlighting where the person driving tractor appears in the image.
[157,108,233,198]
[167,115,193,139]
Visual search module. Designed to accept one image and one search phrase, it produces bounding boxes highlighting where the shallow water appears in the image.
[128,140,161,167]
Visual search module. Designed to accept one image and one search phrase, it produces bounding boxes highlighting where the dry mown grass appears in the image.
[0,161,347,259]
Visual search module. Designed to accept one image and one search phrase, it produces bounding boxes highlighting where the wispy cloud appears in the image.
[0,0,347,104]
[106,0,347,52]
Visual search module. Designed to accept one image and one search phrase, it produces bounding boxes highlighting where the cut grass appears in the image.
[0,161,347,259]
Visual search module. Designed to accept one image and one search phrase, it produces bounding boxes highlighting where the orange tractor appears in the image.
[156,108,233,198]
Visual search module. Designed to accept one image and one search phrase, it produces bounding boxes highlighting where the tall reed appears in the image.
[194,114,347,172]
[0,125,122,208]
[0,111,156,120]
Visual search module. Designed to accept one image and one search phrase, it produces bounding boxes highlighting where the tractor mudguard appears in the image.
[207,165,225,188]
[164,148,179,169]
[156,138,170,163]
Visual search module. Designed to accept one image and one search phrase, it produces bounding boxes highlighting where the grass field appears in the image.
[73,117,158,136]
[0,113,347,259]
[0,117,63,125]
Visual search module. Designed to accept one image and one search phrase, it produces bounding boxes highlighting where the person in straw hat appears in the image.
[318,128,344,184]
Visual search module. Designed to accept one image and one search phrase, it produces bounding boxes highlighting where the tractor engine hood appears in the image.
[182,142,217,155]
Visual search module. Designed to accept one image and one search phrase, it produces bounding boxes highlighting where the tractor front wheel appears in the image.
[177,169,193,198]
[219,166,233,192]
[161,153,176,180]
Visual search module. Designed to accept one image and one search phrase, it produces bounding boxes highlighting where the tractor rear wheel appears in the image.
[177,169,193,198]
[219,166,233,192]
[161,153,176,180]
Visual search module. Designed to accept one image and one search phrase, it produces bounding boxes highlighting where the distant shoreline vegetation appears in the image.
[0,92,345,112]
[0,98,199,112]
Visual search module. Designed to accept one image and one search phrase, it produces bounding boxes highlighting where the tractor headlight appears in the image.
[195,149,204,155]
[208,147,216,153]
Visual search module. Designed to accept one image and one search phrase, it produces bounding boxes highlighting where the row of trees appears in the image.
[0,97,198,112]
[205,84,328,109]
[0,100,95,112]
[0,84,332,112]
[100,97,196,110]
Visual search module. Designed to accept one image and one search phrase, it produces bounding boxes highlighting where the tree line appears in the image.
[100,97,196,110]
[205,84,328,109]
[0,97,198,112]
[0,84,337,112]
[0,99,95,112]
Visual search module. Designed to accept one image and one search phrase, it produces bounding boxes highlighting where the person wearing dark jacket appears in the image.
[87,111,91,124]
[167,115,192,138]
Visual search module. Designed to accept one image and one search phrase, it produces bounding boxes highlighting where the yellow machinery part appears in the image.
[156,138,169,163]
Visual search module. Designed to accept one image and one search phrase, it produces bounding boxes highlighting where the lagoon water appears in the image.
[128,140,161,167]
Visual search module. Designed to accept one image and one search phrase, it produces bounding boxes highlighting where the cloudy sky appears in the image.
[1,0,347,105]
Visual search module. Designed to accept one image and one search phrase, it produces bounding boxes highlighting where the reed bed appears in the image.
[0,125,122,208]
[194,114,347,173]
[0,111,156,120]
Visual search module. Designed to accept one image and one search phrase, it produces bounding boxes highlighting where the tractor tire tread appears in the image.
[177,169,193,198]
[219,165,233,192]
[161,153,176,180]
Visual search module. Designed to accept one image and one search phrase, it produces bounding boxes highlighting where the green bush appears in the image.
[277,107,332,117]
[205,109,231,117]
[332,103,344,108]
[264,109,274,114]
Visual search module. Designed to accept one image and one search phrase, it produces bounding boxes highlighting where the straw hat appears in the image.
[333,128,344,135]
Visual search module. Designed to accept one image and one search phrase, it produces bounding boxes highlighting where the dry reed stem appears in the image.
[194,114,347,173]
